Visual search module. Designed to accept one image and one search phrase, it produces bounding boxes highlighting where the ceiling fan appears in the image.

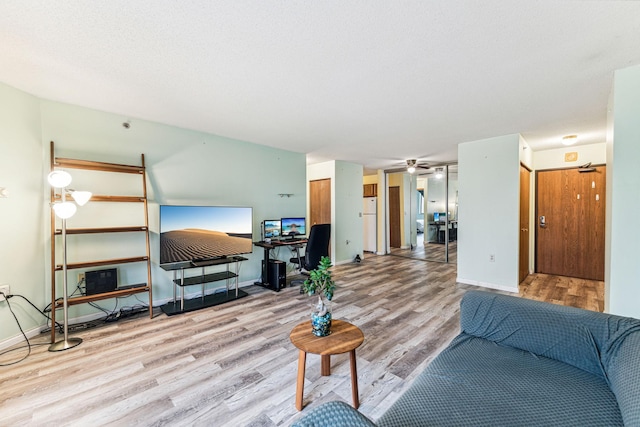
[386,159,431,174]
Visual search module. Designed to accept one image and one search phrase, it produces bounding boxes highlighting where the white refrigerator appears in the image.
[363,197,377,253]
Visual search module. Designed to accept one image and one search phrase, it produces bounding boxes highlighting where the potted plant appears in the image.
[302,256,336,336]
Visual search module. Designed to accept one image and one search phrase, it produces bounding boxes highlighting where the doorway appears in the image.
[535,166,605,280]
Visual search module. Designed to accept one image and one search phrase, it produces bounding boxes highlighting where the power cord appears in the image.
[1,279,152,364]
[0,291,32,366]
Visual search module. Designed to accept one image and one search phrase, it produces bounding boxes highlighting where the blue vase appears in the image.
[311,310,332,336]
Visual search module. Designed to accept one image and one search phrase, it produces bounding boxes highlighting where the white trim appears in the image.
[0,325,47,351]
[457,277,518,293]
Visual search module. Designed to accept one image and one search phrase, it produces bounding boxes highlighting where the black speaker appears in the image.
[268,260,286,290]
[85,268,118,295]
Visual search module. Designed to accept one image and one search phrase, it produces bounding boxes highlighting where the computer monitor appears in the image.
[281,217,306,238]
[263,219,281,239]
[434,212,446,222]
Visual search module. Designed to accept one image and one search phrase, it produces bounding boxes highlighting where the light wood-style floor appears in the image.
[390,241,458,263]
[0,255,603,426]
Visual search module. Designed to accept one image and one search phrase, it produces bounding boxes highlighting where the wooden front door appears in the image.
[389,186,401,248]
[310,178,331,226]
[535,166,606,280]
[519,165,531,283]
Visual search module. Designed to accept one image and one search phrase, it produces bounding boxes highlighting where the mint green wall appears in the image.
[457,134,520,292]
[607,64,640,318]
[0,83,46,345]
[334,160,364,264]
[0,82,306,345]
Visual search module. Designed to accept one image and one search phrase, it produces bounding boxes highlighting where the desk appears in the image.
[289,319,364,410]
[253,239,308,292]
[428,221,458,244]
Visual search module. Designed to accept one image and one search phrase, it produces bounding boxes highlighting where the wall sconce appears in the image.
[48,170,92,352]
[0,187,8,198]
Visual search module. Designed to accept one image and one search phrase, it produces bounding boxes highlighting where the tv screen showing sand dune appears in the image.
[160,206,253,265]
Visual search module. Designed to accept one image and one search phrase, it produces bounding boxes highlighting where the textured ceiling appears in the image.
[1,1,639,171]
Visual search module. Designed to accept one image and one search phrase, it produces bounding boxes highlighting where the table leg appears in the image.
[321,355,331,376]
[350,349,359,409]
[295,350,307,411]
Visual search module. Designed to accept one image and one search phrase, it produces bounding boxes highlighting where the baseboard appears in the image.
[0,325,48,351]
[376,251,386,256]
[456,277,518,293]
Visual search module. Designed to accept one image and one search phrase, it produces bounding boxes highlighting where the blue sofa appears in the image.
[292,290,640,426]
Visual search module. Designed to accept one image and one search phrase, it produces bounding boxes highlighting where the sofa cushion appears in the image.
[377,333,623,427]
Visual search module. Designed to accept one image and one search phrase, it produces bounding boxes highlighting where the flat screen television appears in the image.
[263,219,281,239]
[159,205,253,265]
[281,217,306,237]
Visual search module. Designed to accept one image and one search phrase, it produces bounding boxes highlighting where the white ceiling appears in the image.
[2,1,639,172]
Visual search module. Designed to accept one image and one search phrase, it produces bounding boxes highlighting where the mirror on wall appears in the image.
[388,164,458,263]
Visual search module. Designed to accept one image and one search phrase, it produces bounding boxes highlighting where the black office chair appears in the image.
[290,224,331,289]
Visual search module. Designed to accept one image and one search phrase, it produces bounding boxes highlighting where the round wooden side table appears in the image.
[289,319,365,411]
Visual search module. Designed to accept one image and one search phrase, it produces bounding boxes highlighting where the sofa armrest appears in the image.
[607,328,640,426]
[291,401,377,427]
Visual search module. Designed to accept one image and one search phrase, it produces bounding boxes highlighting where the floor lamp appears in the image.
[48,170,91,352]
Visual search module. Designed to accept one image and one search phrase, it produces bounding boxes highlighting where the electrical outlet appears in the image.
[78,272,86,283]
[0,284,10,302]
[489,254,495,262]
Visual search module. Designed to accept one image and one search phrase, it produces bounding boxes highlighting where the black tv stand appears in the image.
[160,256,248,315]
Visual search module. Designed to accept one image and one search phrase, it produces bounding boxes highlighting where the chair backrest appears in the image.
[304,224,331,270]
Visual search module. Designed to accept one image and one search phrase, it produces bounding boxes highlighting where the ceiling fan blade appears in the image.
[385,167,409,173]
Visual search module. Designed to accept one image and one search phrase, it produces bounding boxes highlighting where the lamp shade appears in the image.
[407,165,416,174]
[71,191,92,206]
[53,202,77,219]
[435,168,444,179]
[47,170,72,188]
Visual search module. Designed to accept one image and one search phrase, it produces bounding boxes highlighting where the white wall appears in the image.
[534,143,606,170]
[607,64,640,318]
[0,83,46,345]
[0,82,306,345]
[457,134,520,292]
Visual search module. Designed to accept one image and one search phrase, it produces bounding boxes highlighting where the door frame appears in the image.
[519,163,531,283]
